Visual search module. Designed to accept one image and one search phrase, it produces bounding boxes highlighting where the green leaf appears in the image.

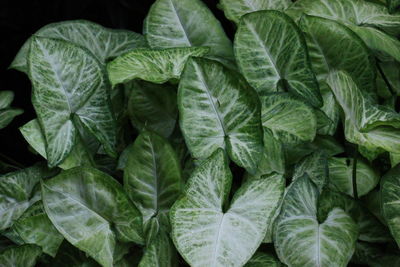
[381,164,400,248]
[107,47,209,86]
[0,108,23,129]
[388,0,400,12]
[289,0,400,35]
[20,119,94,170]
[0,91,14,109]
[328,157,379,197]
[0,244,42,267]
[299,15,376,96]
[0,164,56,231]
[319,83,340,135]
[234,11,322,107]
[11,20,146,72]
[293,152,328,192]
[170,149,285,267]
[124,131,183,229]
[261,93,317,145]
[144,0,234,65]
[244,252,282,267]
[178,57,263,172]
[28,37,117,167]
[7,202,63,257]
[218,0,291,25]
[138,230,178,267]
[274,175,359,267]
[127,81,177,138]
[41,167,144,267]
[327,70,400,156]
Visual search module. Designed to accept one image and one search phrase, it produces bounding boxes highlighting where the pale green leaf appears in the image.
[328,157,379,197]
[261,93,317,145]
[0,109,23,129]
[178,57,263,172]
[143,0,234,65]
[170,149,285,267]
[234,11,322,107]
[274,175,358,267]
[107,47,209,86]
[41,167,144,267]
[299,15,376,96]
[244,252,282,267]
[218,0,291,25]
[0,244,42,267]
[381,164,400,248]
[28,37,117,167]
[293,152,328,192]
[0,164,55,231]
[0,91,14,109]
[124,131,182,229]
[11,20,146,72]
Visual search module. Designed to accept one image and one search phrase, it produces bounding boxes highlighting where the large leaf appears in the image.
[170,149,285,267]
[261,93,317,145]
[327,71,400,157]
[124,131,182,230]
[6,202,63,257]
[0,108,23,129]
[328,157,379,197]
[19,119,94,170]
[41,167,144,267]
[107,47,209,86]
[244,252,282,267]
[178,57,263,171]
[381,164,400,248]
[28,37,117,167]
[0,164,55,231]
[234,11,322,107]
[10,20,146,72]
[0,91,14,109]
[0,244,42,267]
[299,15,376,96]
[127,81,177,138]
[288,0,400,35]
[218,0,291,25]
[274,175,358,267]
[143,0,234,64]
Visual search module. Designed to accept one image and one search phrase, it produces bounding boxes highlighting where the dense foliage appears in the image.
[2,0,400,266]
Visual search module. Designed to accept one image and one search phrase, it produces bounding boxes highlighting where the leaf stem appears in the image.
[352,145,358,200]
[377,61,395,97]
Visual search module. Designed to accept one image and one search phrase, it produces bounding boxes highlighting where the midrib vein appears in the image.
[170,0,192,45]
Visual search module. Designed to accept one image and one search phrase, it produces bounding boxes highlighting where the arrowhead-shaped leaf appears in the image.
[107,47,209,86]
[274,175,358,267]
[0,244,42,267]
[11,20,146,72]
[234,10,322,107]
[170,149,285,267]
[144,0,234,65]
[28,37,117,167]
[41,167,144,267]
[178,57,263,171]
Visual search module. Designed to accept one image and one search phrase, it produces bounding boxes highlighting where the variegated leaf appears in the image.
[11,20,146,72]
[0,244,42,267]
[234,11,322,107]
[178,57,263,172]
[319,83,340,135]
[0,91,14,109]
[170,149,285,267]
[41,167,144,267]
[144,0,234,65]
[218,0,291,25]
[244,252,282,267]
[107,47,209,86]
[261,93,317,145]
[28,37,116,167]
[0,108,23,129]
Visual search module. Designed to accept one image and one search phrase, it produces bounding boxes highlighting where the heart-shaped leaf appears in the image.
[107,47,209,86]
[178,57,263,171]
[28,37,117,167]
[171,149,285,267]
[41,167,143,267]
[234,10,322,107]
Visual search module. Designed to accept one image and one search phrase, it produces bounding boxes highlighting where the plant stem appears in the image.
[0,152,24,169]
[352,145,358,200]
[377,61,395,97]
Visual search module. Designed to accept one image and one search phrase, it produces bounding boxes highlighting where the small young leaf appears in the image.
[0,109,23,129]
[0,91,14,109]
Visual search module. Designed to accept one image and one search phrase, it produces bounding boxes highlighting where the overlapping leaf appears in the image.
[244,252,282,267]
[0,244,42,267]
[28,37,117,167]
[41,167,143,267]
[0,90,23,130]
[171,149,285,267]
[107,47,209,86]
[178,57,263,171]
[234,11,322,107]
[11,20,147,72]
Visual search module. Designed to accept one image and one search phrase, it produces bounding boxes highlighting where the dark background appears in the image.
[0,0,233,167]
